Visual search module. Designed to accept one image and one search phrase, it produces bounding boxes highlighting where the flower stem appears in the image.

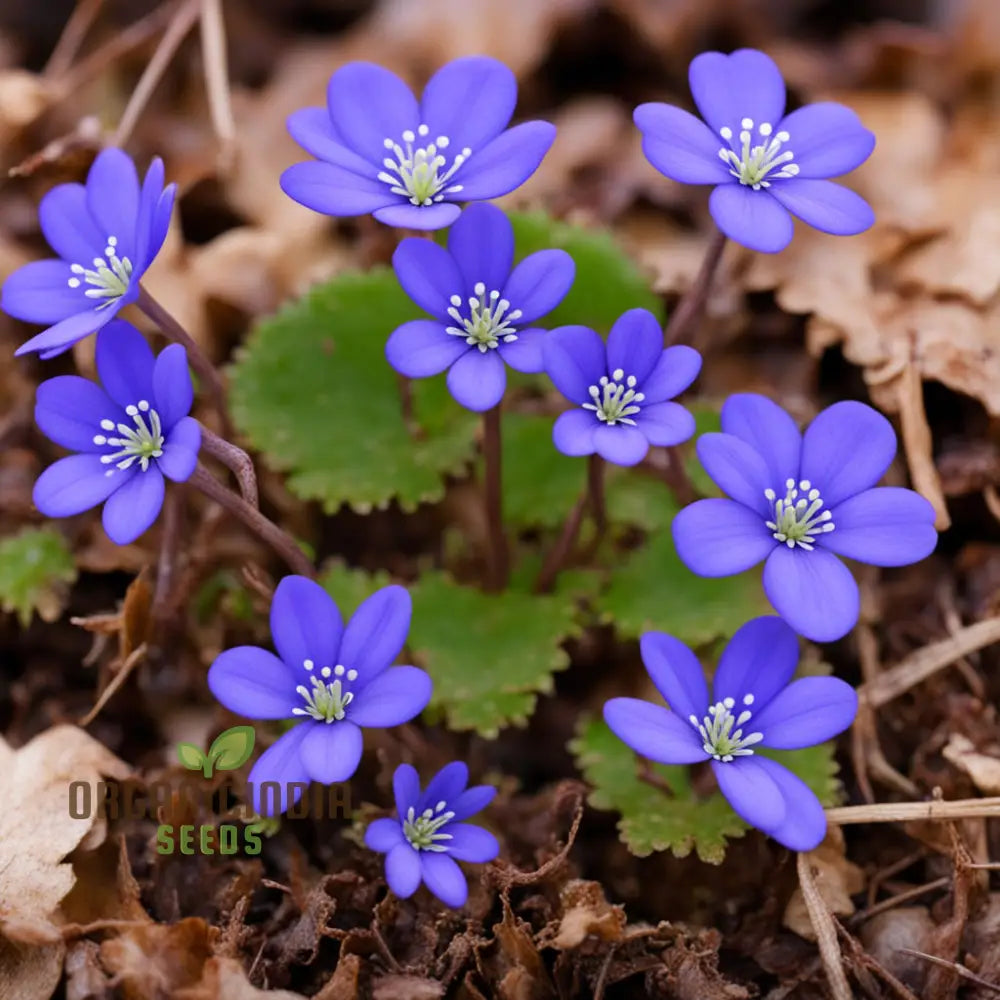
[189,464,314,578]
[662,228,727,346]
[153,485,185,629]
[660,446,698,506]
[198,423,259,508]
[482,404,508,592]
[587,454,606,537]
[136,284,233,436]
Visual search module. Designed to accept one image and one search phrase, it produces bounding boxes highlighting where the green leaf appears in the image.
[601,529,770,646]
[0,527,77,627]
[176,743,207,771]
[208,725,256,771]
[570,716,843,863]
[409,572,580,737]
[318,560,392,615]
[229,269,479,514]
[508,213,664,332]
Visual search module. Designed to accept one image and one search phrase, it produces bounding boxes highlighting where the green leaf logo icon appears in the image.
[207,725,256,773]
[177,742,207,771]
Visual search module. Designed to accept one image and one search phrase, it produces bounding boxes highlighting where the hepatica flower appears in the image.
[365,762,498,908]
[673,394,938,641]
[386,203,574,410]
[3,148,175,358]
[32,321,199,544]
[281,56,555,230]
[605,617,857,851]
[634,49,875,253]
[208,576,432,816]
[542,308,702,466]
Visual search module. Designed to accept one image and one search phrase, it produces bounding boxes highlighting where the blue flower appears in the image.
[365,761,498,908]
[672,394,938,641]
[3,148,175,358]
[280,57,555,230]
[605,617,858,851]
[541,308,702,466]
[208,577,432,816]
[634,49,875,253]
[386,203,574,411]
[32,320,200,545]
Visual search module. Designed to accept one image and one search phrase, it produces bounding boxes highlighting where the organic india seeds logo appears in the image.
[176,724,256,777]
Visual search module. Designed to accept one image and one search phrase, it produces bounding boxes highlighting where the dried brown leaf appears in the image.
[174,955,305,999]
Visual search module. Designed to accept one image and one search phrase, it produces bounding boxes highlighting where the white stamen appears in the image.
[66,234,134,307]
[583,370,645,426]
[690,699,765,762]
[764,479,835,550]
[379,124,471,206]
[95,400,164,472]
[718,120,798,190]
[445,281,521,351]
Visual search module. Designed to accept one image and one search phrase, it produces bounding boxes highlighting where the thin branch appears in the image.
[190,465,314,578]
[44,0,105,79]
[662,228,727,346]
[199,424,259,508]
[199,0,237,169]
[826,796,1000,825]
[796,852,853,1000]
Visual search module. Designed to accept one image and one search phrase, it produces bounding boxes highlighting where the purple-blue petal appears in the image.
[635,401,695,447]
[101,465,164,544]
[300,720,364,784]
[392,238,464,321]
[339,584,411,681]
[639,630,710,721]
[689,49,787,136]
[604,697,707,765]
[419,852,468,908]
[348,666,431,727]
[133,156,167,267]
[594,424,648,466]
[35,376,119,453]
[151,343,193,430]
[542,325,607,405]
[800,400,896,509]
[270,575,344,673]
[720,393,801,488]
[386,320,468,378]
[85,149,140,259]
[365,817,405,854]
[672,498,775,576]
[778,102,875,179]
[207,646,295,719]
[822,487,937,567]
[326,62,419,162]
[419,762,469,814]
[768,179,874,237]
[501,249,574,324]
[393,763,422,817]
[447,203,514,294]
[247,724,312,817]
[14,309,107,358]
[450,121,555,201]
[157,417,200,483]
[633,103,733,185]
[753,676,858,749]
[712,617,799,713]
[446,347,506,411]
[95,321,155,408]
[695,432,772,516]
[640,345,703,404]
[37,182,103,263]
[709,185,794,254]
[33,453,126,516]
[750,757,828,851]
[419,56,516,152]
[606,308,663,384]
[372,202,462,230]
[552,408,597,457]
[762,545,859,642]
[499,328,546,374]
[286,107,374,173]
[385,842,422,898]
[2,259,85,323]
[712,756,785,832]
[445,823,500,863]
[142,182,175,272]
[448,784,496,822]
[279,160,396,217]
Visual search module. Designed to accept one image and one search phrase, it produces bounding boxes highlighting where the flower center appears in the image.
[718,119,799,190]
[292,661,358,723]
[378,125,471,206]
[584,369,645,426]
[402,801,455,851]
[765,478,835,550]
[446,282,521,352]
[67,235,133,308]
[690,695,764,762]
[94,400,164,474]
